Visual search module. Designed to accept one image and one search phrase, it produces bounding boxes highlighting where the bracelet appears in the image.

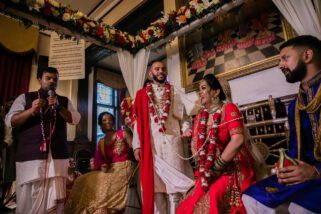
[213,156,230,172]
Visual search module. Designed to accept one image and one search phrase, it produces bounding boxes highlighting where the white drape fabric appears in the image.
[154,154,194,193]
[314,0,321,24]
[16,177,66,214]
[117,48,150,98]
[272,0,321,39]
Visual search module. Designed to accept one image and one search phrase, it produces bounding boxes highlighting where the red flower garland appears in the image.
[120,97,133,119]
[146,82,171,133]
[38,91,56,152]
[195,107,222,191]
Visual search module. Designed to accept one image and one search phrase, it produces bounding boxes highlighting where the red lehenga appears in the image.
[177,103,256,214]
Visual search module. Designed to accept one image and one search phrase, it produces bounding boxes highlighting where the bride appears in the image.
[177,74,257,214]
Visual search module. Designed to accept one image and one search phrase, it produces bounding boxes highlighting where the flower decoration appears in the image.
[7,0,137,49]
[120,97,133,120]
[195,107,222,191]
[5,0,235,52]
[146,82,171,133]
[134,0,230,49]
[120,97,134,128]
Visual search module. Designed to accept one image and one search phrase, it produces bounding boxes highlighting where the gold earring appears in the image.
[211,96,220,105]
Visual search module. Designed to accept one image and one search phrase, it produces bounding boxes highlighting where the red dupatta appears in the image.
[132,88,154,214]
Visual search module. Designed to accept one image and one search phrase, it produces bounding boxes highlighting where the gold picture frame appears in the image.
[179,10,296,95]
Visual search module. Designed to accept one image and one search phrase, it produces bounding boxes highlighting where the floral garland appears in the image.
[146,82,171,133]
[120,97,133,119]
[4,0,136,49]
[195,107,222,191]
[135,0,232,48]
[120,97,134,129]
[3,0,236,52]
[38,90,56,152]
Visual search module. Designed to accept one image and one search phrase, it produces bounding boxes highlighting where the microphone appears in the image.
[48,89,56,110]
[48,89,55,97]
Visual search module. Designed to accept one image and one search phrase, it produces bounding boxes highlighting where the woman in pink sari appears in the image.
[65,112,134,214]
[177,74,256,214]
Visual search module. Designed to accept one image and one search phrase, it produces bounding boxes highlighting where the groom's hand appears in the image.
[134,148,140,161]
[182,128,192,138]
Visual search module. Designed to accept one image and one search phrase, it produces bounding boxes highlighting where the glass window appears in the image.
[97,82,113,105]
[96,83,119,142]
[114,90,118,106]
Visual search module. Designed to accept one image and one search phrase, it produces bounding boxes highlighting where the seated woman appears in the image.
[177,74,256,214]
[65,112,134,213]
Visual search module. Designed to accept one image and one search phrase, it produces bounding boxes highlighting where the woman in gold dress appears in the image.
[65,112,134,214]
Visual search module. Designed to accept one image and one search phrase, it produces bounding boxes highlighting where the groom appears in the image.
[132,60,194,214]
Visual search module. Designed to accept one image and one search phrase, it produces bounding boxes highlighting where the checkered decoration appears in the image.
[186,12,284,84]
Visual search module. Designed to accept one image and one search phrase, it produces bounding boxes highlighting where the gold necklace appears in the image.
[207,102,222,114]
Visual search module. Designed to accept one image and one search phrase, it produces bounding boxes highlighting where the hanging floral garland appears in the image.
[194,107,222,191]
[135,0,234,48]
[120,97,134,129]
[146,82,171,133]
[2,0,237,52]
[2,0,136,49]
[120,97,133,119]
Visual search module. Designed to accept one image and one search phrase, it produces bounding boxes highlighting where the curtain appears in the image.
[272,0,321,39]
[313,0,321,24]
[0,45,33,104]
[117,48,150,98]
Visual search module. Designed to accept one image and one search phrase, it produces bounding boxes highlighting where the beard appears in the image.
[42,84,56,91]
[284,60,307,83]
[152,75,166,84]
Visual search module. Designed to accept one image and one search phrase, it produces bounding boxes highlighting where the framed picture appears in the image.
[179,1,296,94]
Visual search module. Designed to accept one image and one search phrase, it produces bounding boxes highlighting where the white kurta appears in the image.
[133,84,194,194]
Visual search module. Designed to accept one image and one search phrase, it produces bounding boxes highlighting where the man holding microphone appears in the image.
[5,66,80,213]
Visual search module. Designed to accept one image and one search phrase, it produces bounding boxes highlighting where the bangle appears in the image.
[213,156,230,171]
